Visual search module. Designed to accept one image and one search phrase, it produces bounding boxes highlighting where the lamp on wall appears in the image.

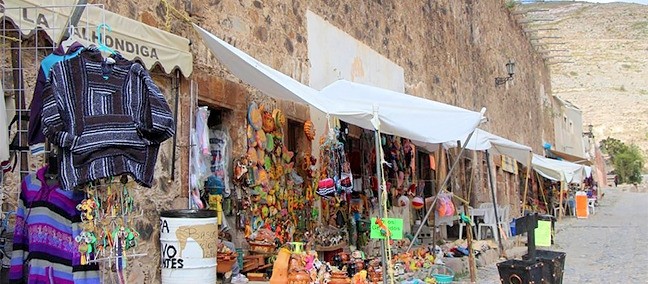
[495,60,516,86]
[582,124,594,138]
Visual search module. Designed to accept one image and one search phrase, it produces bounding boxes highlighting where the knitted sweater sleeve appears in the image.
[27,68,47,155]
[41,70,77,149]
[136,67,175,144]
[8,180,29,283]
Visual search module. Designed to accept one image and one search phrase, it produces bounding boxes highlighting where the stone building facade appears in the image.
[2,0,556,281]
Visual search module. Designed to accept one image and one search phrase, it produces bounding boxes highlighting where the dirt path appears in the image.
[473,188,648,283]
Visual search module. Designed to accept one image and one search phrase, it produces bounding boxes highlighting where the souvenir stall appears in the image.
[531,154,588,219]
[194,24,487,284]
[0,1,193,283]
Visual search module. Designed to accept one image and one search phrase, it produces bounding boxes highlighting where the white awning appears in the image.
[2,0,193,76]
[532,154,586,183]
[443,128,533,165]
[319,80,486,145]
[194,25,485,145]
[193,24,329,111]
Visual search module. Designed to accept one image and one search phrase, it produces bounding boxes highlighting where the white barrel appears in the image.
[160,209,218,283]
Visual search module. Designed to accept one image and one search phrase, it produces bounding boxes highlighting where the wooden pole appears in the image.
[456,142,476,283]
[558,180,565,221]
[485,151,506,258]
[521,152,533,215]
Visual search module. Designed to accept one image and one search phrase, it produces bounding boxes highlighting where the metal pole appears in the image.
[373,115,388,284]
[456,142,476,283]
[407,130,476,252]
[170,70,180,180]
[57,0,88,44]
[485,150,505,258]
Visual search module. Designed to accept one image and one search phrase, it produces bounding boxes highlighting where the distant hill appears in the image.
[520,2,648,156]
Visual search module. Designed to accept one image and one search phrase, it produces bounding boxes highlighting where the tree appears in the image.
[600,137,627,162]
[611,144,644,185]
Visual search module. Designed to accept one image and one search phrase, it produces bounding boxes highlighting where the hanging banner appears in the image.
[502,155,518,174]
[1,0,193,76]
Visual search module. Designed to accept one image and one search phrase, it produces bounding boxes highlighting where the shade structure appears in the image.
[3,0,193,75]
[319,80,485,144]
[443,128,533,165]
[193,24,330,112]
[194,25,486,145]
[532,154,586,183]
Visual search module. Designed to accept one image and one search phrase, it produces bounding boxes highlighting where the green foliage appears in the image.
[601,137,644,184]
[505,0,518,9]
[600,137,627,158]
[613,145,644,184]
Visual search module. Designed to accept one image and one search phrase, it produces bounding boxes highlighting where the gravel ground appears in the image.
[471,187,648,284]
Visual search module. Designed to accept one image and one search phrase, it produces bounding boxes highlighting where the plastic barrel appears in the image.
[575,192,588,219]
[160,209,218,283]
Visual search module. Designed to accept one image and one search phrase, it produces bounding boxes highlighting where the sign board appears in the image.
[370,217,403,240]
[2,0,193,76]
[534,220,552,247]
[502,155,518,174]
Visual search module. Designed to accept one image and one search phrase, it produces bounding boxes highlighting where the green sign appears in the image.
[534,220,552,247]
[370,218,404,240]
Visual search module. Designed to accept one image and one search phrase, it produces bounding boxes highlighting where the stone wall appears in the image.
[1,0,555,281]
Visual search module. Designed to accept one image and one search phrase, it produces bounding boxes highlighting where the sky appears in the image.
[586,0,648,3]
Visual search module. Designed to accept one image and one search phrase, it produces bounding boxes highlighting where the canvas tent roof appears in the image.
[442,128,533,165]
[318,80,485,144]
[194,25,486,145]
[532,154,587,183]
[2,0,193,76]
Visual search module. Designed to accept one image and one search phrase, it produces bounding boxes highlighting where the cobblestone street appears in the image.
[474,187,648,283]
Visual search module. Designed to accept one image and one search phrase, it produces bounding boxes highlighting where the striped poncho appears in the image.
[10,166,100,283]
[41,48,175,190]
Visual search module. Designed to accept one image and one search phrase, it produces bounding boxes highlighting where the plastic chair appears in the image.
[498,206,511,238]
[479,203,494,209]
[553,205,563,218]
[587,198,596,215]
[457,207,476,240]
[477,207,499,241]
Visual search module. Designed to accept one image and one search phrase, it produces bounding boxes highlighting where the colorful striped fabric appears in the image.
[10,166,100,283]
[40,48,175,190]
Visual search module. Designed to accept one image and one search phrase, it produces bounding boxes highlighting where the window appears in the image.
[286,119,302,152]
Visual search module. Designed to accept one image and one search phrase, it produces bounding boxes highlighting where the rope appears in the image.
[376,128,395,284]
[160,0,194,32]
[0,35,21,42]
[535,171,549,212]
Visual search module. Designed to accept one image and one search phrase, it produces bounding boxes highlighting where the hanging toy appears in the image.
[304,120,316,141]
[412,196,425,210]
[375,218,391,238]
[262,109,275,133]
[247,102,262,131]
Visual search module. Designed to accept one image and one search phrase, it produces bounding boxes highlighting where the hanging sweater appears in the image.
[1,83,9,162]
[10,166,100,283]
[41,48,175,190]
[28,42,85,156]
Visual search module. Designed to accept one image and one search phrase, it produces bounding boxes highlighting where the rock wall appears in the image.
[1,0,554,281]
[525,2,648,159]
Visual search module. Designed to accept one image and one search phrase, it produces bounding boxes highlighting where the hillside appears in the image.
[519,2,648,157]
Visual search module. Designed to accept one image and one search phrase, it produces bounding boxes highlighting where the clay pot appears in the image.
[288,270,310,284]
[355,260,365,270]
[339,252,350,262]
[262,111,275,132]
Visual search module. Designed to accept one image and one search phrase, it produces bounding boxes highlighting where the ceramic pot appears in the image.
[288,270,310,284]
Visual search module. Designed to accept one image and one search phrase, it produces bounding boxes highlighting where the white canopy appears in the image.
[194,25,486,145]
[442,128,533,165]
[532,154,586,183]
[319,80,485,144]
[193,24,329,112]
[3,0,193,75]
